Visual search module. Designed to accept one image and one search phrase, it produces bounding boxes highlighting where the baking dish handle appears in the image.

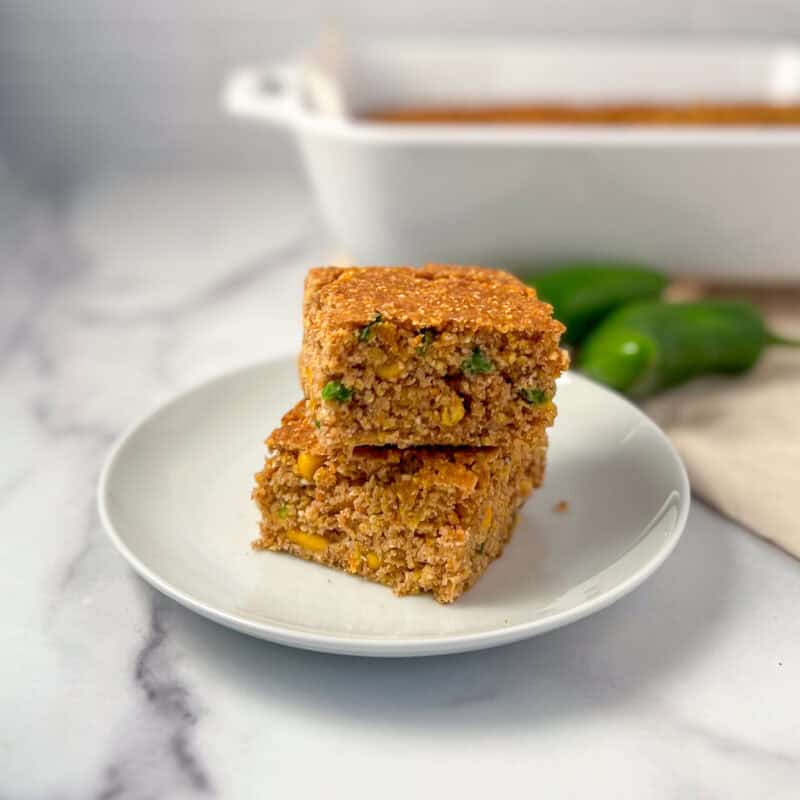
[224,65,300,125]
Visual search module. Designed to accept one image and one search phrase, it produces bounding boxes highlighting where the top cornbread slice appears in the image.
[301,264,569,449]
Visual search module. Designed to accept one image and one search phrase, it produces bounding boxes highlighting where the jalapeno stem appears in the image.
[766,332,800,348]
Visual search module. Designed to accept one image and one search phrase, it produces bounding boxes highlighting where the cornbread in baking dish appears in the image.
[301,264,569,450]
[364,101,800,126]
[252,402,548,603]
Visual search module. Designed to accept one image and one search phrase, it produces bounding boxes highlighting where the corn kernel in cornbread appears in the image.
[252,402,549,603]
[286,529,328,552]
[375,360,404,380]
[295,451,324,481]
[441,395,465,426]
[301,264,568,450]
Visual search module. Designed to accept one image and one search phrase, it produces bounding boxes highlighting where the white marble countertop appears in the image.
[2,167,799,799]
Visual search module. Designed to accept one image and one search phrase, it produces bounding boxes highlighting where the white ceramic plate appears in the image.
[98,357,689,657]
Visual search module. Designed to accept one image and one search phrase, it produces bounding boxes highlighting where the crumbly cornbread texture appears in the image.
[301,264,569,450]
[252,402,548,603]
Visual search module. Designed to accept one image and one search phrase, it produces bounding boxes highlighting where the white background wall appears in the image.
[3,0,800,182]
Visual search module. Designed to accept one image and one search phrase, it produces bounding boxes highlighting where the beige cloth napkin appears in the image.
[643,284,800,558]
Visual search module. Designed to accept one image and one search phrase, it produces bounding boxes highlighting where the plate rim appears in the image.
[97,357,690,658]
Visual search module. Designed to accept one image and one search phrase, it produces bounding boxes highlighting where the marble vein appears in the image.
[94,601,213,800]
[662,709,800,770]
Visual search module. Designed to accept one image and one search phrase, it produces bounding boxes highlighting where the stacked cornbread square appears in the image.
[301,265,565,448]
[252,265,568,603]
[253,403,549,602]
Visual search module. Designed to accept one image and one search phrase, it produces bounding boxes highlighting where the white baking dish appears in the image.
[226,39,800,281]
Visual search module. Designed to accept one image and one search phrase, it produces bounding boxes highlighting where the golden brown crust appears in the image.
[267,402,322,454]
[303,264,563,335]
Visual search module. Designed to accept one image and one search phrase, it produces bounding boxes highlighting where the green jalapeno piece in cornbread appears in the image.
[321,380,353,403]
[461,347,494,375]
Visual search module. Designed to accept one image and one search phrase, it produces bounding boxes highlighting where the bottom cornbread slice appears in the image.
[252,402,548,603]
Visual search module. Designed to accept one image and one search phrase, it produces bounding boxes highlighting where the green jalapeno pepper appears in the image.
[520,263,668,345]
[578,299,799,398]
